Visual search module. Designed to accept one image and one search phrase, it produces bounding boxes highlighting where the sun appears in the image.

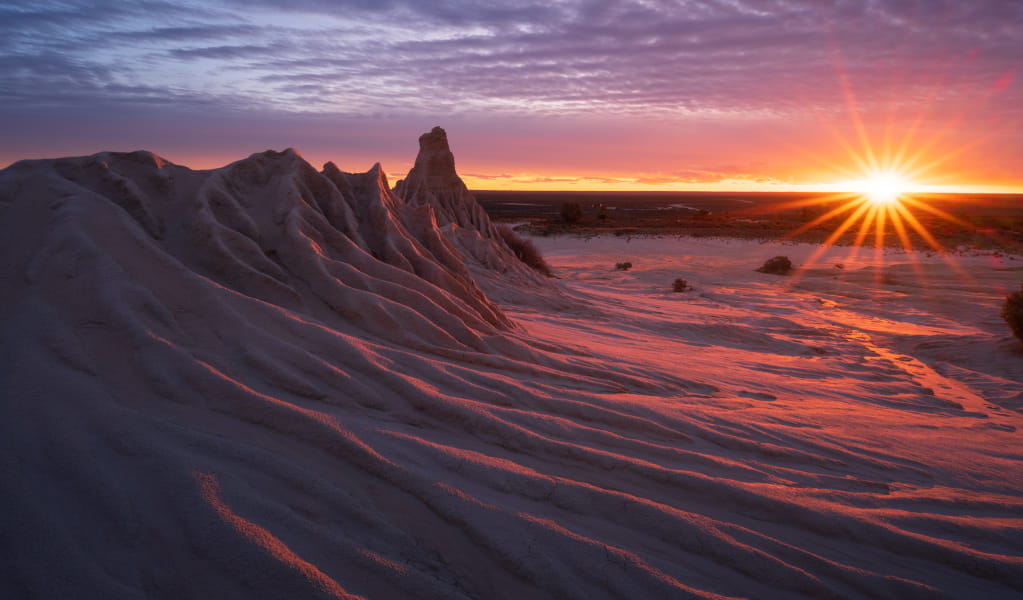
[757,43,999,283]
[839,170,914,206]
[859,172,908,206]
[767,162,972,282]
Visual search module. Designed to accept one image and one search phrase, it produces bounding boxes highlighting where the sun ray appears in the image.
[900,195,974,229]
[891,202,944,253]
[900,132,997,186]
[890,66,948,173]
[831,47,880,174]
[889,207,932,284]
[782,196,868,240]
[892,201,974,281]
[887,57,1009,185]
[788,199,876,285]
[744,192,857,219]
[871,206,889,285]
[889,207,913,253]
[764,43,1012,283]
[842,205,880,266]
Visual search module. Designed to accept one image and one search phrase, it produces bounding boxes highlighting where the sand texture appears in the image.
[1,133,1021,599]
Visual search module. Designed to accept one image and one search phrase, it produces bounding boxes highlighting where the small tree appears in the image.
[560,201,583,224]
[1002,284,1023,343]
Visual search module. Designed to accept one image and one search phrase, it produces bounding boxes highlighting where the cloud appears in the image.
[110,24,265,43]
[167,45,276,60]
[2,0,1019,186]
[3,0,1019,119]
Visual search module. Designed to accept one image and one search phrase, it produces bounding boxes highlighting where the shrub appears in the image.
[755,255,792,275]
[615,261,632,271]
[560,201,583,224]
[496,224,553,277]
[672,278,689,292]
[1002,284,1023,343]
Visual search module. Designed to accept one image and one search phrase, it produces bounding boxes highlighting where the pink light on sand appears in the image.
[194,471,357,598]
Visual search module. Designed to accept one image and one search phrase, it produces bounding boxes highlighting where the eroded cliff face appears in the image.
[1,143,524,345]
[394,126,553,304]
[394,126,495,234]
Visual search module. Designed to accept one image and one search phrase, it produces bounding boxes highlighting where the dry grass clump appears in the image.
[560,201,583,223]
[1003,284,1023,343]
[755,255,792,275]
[497,225,553,277]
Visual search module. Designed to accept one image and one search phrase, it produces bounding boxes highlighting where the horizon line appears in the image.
[4,151,1020,196]
[467,188,1023,195]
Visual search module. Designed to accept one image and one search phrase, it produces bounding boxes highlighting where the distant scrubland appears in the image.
[477,191,1023,254]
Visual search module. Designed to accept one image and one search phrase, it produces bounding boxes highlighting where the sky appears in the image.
[1,0,1020,191]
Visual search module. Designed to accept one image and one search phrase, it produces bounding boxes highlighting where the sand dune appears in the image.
[1,131,1021,599]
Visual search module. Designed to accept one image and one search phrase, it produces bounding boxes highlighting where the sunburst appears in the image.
[769,174,973,286]
[756,53,999,284]
[856,172,909,207]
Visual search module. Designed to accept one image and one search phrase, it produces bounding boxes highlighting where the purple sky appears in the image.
[2,1,1020,190]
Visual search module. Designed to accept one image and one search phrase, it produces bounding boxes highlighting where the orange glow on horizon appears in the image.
[27,150,1012,194]
[456,172,1021,194]
[853,172,910,206]
[732,41,1023,286]
[772,165,980,287]
[446,38,1021,194]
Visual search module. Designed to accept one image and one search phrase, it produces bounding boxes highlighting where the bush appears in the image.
[1002,284,1023,343]
[497,225,553,277]
[755,255,792,275]
[615,261,632,271]
[560,201,583,224]
[672,278,689,292]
